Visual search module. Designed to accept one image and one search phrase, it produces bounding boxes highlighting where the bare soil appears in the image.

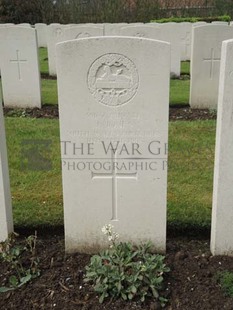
[0,235,232,310]
[3,106,217,122]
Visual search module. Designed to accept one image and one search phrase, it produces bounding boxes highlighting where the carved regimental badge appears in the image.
[87,53,139,107]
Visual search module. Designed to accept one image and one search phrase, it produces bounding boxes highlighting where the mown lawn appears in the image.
[5,118,216,230]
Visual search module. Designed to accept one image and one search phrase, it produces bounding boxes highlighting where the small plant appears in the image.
[0,232,40,292]
[217,271,233,297]
[84,224,170,306]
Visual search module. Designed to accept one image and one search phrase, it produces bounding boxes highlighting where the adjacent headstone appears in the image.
[47,24,67,76]
[179,22,192,61]
[211,21,229,25]
[56,37,170,253]
[18,23,32,27]
[193,22,207,27]
[47,24,103,76]
[211,39,233,256]
[0,96,13,242]
[0,27,41,108]
[120,24,180,77]
[190,25,233,109]
[35,23,47,47]
[104,23,128,35]
[61,25,104,41]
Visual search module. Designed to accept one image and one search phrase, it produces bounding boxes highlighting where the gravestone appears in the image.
[0,97,13,242]
[56,37,170,253]
[120,24,180,77]
[104,23,128,35]
[179,22,192,61]
[61,25,104,41]
[193,22,207,27]
[190,25,233,109]
[35,23,47,47]
[47,24,67,76]
[211,21,229,25]
[0,27,41,108]
[211,39,233,256]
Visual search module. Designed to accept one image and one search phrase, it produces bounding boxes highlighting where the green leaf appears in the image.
[131,286,137,294]
[128,293,133,300]
[121,292,127,300]
[151,286,159,298]
[0,286,15,293]
[9,275,18,287]
[99,292,106,304]
[19,274,32,286]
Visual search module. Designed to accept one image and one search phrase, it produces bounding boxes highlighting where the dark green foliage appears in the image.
[85,241,169,306]
[217,271,233,297]
[151,15,231,23]
[0,233,40,292]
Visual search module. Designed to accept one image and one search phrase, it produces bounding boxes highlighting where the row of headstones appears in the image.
[1,23,233,110]
[1,35,233,256]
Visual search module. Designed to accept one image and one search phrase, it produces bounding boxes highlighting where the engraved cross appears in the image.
[203,48,221,80]
[92,151,137,221]
[10,50,27,81]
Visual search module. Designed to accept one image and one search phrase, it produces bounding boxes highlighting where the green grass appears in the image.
[5,118,216,230]
[39,48,49,75]
[217,271,233,297]
[170,79,190,106]
[181,61,190,75]
[41,79,58,105]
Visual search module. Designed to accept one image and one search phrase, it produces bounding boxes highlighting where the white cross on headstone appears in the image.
[203,48,221,79]
[92,152,138,221]
[10,50,27,80]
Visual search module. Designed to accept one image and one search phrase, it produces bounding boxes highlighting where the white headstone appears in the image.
[211,39,233,256]
[120,24,180,77]
[61,25,104,41]
[104,23,128,35]
[47,25,103,76]
[0,98,13,242]
[193,22,207,27]
[0,27,41,108]
[230,21,233,26]
[179,22,192,61]
[47,24,68,76]
[18,23,32,27]
[0,23,14,27]
[211,21,229,25]
[35,23,47,47]
[190,25,233,109]
[56,37,170,253]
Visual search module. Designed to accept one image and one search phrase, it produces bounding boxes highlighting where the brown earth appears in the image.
[0,235,233,310]
[3,105,217,122]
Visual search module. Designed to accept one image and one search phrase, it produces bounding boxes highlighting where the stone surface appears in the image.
[190,25,233,109]
[47,24,103,76]
[47,24,67,76]
[179,22,192,61]
[211,21,229,25]
[193,22,207,27]
[211,39,233,256]
[18,23,32,27]
[104,23,128,35]
[120,24,180,77]
[61,25,104,41]
[0,27,41,108]
[35,23,47,47]
[0,96,13,242]
[56,37,170,253]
